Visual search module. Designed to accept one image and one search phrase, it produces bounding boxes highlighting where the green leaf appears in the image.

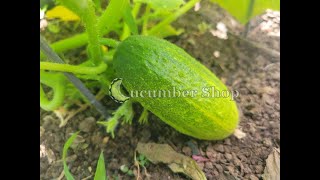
[120,165,129,173]
[211,0,280,24]
[127,170,134,176]
[151,25,184,38]
[138,108,149,124]
[134,0,185,11]
[97,117,119,138]
[252,0,280,17]
[62,132,80,180]
[98,0,129,33]
[94,152,107,180]
[97,101,134,137]
[123,6,138,35]
[47,23,61,33]
[57,0,88,17]
[93,0,102,11]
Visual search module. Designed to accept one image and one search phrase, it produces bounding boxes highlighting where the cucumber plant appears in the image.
[40,0,204,138]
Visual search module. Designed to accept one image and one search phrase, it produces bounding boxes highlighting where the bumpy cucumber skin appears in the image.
[113,35,239,140]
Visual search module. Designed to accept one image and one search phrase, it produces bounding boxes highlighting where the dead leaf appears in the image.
[262,148,280,180]
[40,144,46,158]
[136,142,207,180]
[233,128,246,139]
[192,155,210,162]
[194,2,201,11]
[40,144,56,164]
[46,149,56,164]
[40,126,45,138]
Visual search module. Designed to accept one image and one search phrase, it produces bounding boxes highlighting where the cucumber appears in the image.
[113,35,239,140]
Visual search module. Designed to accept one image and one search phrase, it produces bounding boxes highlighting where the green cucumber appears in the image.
[113,35,239,140]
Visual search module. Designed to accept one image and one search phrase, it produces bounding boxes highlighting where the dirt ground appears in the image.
[40,1,280,179]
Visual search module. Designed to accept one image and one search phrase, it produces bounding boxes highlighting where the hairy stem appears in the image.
[121,2,141,40]
[98,0,128,34]
[99,38,120,48]
[142,5,151,35]
[40,61,107,74]
[83,0,103,65]
[40,33,88,60]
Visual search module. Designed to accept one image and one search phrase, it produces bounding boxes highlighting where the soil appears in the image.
[40,1,280,179]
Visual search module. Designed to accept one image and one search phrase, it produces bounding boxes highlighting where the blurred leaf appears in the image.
[40,0,56,10]
[62,132,80,180]
[94,152,107,180]
[97,101,134,137]
[123,6,138,35]
[151,25,184,38]
[47,23,61,33]
[253,0,280,16]
[211,0,280,24]
[98,0,129,33]
[197,22,211,34]
[233,128,246,139]
[120,165,129,173]
[46,5,80,21]
[93,0,102,11]
[127,170,134,176]
[56,0,88,17]
[263,148,280,180]
[134,0,185,11]
[97,117,118,138]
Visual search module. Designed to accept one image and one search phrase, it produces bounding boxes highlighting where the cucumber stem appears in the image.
[142,5,151,35]
[40,61,107,74]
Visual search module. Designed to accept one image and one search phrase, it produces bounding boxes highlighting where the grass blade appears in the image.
[62,132,80,180]
[94,151,107,180]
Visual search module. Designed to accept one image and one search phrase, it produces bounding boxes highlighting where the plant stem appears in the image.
[40,61,107,74]
[142,5,151,35]
[93,0,102,12]
[83,0,103,65]
[40,71,66,111]
[40,33,88,60]
[40,0,128,60]
[40,35,110,119]
[243,0,255,37]
[132,2,141,17]
[98,0,128,34]
[121,2,141,40]
[99,38,120,48]
[148,0,200,35]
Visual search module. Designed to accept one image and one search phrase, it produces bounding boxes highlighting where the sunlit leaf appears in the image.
[211,0,280,24]
[46,5,80,21]
[134,0,185,11]
[47,23,60,33]
[57,0,88,17]
[98,0,129,33]
[152,25,184,38]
